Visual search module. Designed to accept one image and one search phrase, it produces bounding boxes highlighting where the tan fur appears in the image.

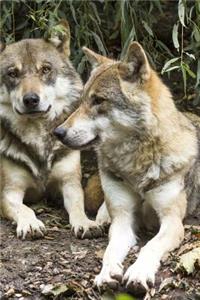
[21,77,42,96]
[0,21,103,240]
[56,41,200,293]
[84,173,104,216]
[144,71,163,113]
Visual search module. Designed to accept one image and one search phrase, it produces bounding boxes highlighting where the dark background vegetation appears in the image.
[1,0,200,110]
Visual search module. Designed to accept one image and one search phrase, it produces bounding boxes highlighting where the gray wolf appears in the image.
[0,21,102,240]
[54,42,200,293]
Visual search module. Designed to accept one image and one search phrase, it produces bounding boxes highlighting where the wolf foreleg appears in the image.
[52,150,103,238]
[62,178,103,238]
[95,171,139,289]
[123,177,186,294]
[1,159,45,239]
[2,189,45,239]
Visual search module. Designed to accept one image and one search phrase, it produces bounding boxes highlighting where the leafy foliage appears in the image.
[1,0,199,96]
[161,0,200,95]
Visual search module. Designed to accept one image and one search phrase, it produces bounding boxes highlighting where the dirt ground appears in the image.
[1,152,200,300]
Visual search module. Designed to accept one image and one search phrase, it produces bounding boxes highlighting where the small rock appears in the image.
[93,267,99,273]
[50,226,59,231]
[37,208,44,213]
[53,268,60,275]
[15,293,22,298]
[41,284,54,294]
[22,289,31,296]
[35,266,43,271]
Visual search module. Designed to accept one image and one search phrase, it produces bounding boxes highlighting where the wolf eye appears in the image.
[7,69,18,78]
[41,65,52,74]
[92,96,106,106]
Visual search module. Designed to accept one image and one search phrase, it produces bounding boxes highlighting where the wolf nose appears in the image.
[23,93,40,109]
[53,127,66,140]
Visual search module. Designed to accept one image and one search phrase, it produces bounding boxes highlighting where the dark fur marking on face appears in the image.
[62,61,79,79]
[43,69,57,86]
[39,62,57,86]
[1,65,21,91]
[1,75,21,92]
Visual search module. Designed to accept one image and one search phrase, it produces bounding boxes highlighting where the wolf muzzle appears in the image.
[53,127,79,149]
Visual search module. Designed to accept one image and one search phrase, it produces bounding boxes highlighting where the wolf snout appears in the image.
[53,126,84,148]
[53,127,66,140]
[23,92,40,109]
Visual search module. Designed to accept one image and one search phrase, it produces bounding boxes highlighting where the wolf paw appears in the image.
[72,220,104,239]
[123,261,155,295]
[96,213,111,229]
[96,207,111,227]
[94,263,123,291]
[17,216,46,240]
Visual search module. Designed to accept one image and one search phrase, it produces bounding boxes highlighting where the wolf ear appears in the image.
[82,47,110,68]
[120,42,151,82]
[47,20,71,56]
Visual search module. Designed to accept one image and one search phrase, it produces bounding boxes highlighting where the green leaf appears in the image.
[186,68,196,79]
[178,0,186,27]
[164,65,180,73]
[91,31,106,55]
[194,26,200,42]
[183,63,196,78]
[120,27,135,60]
[172,22,180,51]
[69,0,78,25]
[120,0,126,23]
[116,293,136,300]
[189,5,194,20]
[161,57,180,74]
[77,56,86,75]
[91,2,101,24]
[196,59,200,88]
[184,52,196,60]
[142,21,154,37]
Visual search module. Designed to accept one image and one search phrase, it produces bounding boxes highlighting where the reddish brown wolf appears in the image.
[54,42,200,293]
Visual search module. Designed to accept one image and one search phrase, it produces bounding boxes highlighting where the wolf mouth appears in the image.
[15,105,52,116]
[64,135,99,150]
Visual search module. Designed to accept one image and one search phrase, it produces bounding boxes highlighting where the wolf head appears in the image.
[54,42,168,149]
[0,21,82,120]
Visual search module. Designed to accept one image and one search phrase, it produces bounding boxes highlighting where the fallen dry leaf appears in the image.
[177,241,200,256]
[159,277,174,292]
[95,248,105,259]
[41,283,75,297]
[176,247,200,274]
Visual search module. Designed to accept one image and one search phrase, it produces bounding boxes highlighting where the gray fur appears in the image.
[0,38,82,191]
